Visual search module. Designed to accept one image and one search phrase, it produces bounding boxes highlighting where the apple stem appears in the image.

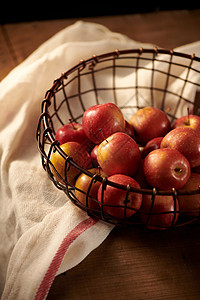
[99,129,108,143]
[187,107,190,125]
[165,107,171,114]
[174,167,183,174]
[69,118,76,129]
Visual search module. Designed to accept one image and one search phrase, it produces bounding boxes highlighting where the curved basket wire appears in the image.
[36,47,200,229]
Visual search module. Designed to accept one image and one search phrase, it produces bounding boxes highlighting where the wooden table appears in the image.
[1,9,200,81]
[1,9,200,299]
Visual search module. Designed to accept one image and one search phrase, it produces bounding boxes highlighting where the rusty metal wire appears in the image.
[36,48,200,229]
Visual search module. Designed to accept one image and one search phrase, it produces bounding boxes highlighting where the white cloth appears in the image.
[0,20,199,299]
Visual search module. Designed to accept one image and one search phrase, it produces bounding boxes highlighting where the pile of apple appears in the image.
[50,102,200,229]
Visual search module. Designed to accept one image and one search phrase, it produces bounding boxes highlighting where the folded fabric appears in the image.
[0,20,199,300]
[0,21,153,300]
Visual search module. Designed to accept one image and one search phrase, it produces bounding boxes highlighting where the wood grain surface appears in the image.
[1,10,200,81]
[48,225,200,299]
[1,9,200,299]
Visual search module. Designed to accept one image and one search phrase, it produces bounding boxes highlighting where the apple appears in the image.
[55,122,94,151]
[50,142,91,185]
[192,164,200,174]
[141,137,163,158]
[90,145,99,167]
[82,103,125,144]
[178,173,200,216]
[75,168,106,210]
[124,120,135,138]
[172,114,200,134]
[129,106,171,145]
[143,148,191,190]
[97,132,141,177]
[133,159,151,188]
[97,174,142,219]
[161,127,200,168]
[140,194,179,230]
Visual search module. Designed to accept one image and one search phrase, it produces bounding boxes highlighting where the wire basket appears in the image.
[36,48,200,230]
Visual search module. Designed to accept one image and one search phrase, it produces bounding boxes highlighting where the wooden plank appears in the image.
[2,10,200,82]
[84,10,200,49]
[3,19,75,65]
[48,225,200,299]
[120,10,200,49]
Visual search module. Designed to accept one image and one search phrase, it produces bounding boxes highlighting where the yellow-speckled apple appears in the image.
[75,168,106,210]
[97,132,141,176]
[50,142,91,185]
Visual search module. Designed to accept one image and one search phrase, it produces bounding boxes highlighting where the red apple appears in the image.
[75,168,106,210]
[143,148,191,190]
[141,137,163,158]
[140,194,179,230]
[50,142,91,185]
[129,106,171,145]
[55,122,94,151]
[161,127,200,168]
[82,103,125,144]
[97,132,141,177]
[173,114,200,134]
[133,159,151,188]
[124,120,135,139]
[178,173,200,216]
[91,145,99,167]
[192,164,200,174]
[97,174,142,219]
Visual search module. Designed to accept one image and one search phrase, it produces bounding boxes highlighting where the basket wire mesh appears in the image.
[36,48,200,229]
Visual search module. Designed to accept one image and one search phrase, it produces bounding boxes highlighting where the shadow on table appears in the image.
[48,224,200,299]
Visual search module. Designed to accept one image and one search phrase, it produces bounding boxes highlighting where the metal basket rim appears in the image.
[37,47,200,198]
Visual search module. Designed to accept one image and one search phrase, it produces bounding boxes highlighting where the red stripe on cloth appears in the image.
[35,217,98,300]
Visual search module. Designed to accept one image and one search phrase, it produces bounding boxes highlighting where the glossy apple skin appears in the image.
[55,123,94,151]
[140,194,179,230]
[192,164,200,174]
[161,127,200,168]
[91,145,99,167]
[141,137,163,158]
[97,174,142,219]
[82,103,125,144]
[50,142,91,185]
[173,114,200,134]
[133,159,151,189]
[125,120,135,139]
[143,148,191,190]
[75,168,106,210]
[129,106,171,145]
[97,132,141,177]
[178,173,200,216]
